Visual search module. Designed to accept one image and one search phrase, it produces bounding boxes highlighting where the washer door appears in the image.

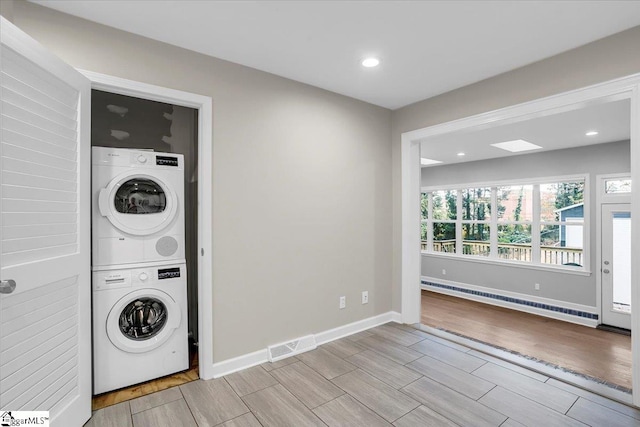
[98,172,178,236]
[106,289,181,353]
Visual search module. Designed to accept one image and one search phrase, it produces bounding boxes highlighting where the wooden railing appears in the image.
[422,240,583,266]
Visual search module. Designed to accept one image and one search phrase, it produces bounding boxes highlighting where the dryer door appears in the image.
[99,172,178,236]
[106,288,181,353]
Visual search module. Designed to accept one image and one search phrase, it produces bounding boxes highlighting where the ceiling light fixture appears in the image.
[457,152,465,157]
[585,130,599,136]
[362,57,380,68]
[421,157,443,166]
[490,139,542,153]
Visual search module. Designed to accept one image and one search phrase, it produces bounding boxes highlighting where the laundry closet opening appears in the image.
[91,90,199,404]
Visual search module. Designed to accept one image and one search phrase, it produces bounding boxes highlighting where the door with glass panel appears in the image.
[601,204,631,330]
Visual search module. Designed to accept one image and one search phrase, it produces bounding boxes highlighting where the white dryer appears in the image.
[92,263,189,394]
[92,146,185,268]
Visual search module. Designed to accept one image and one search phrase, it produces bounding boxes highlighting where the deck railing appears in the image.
[422,240,583,266]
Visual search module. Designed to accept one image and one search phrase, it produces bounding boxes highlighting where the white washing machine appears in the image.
[92,263,189,394]
[92,146,185,268]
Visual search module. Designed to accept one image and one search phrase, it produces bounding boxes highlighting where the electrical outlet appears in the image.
[534,283,540,291]
[339,296,346,309]
[442,269,446,275]
[362,291,369,304]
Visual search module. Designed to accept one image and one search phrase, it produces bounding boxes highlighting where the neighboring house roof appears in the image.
[554,202,584,213]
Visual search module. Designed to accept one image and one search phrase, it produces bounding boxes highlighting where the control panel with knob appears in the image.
[137,155,148,164]
[138,272,149,282]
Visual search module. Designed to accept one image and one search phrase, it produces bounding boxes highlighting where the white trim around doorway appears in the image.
[595,173,632,329]
[80,70,215,380]
[401,73,640,405]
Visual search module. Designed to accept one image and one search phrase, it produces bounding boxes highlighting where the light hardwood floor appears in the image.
[85,323,640,427]
[421,290,632,391]
[92,351,199,411]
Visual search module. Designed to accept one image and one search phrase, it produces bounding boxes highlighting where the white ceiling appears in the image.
[31,1,640,109]
[420,99,630,167]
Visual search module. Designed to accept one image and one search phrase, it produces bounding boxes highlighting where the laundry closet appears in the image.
[90,90,199,396]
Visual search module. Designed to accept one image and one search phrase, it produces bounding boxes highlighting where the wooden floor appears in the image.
[421,290,632,390]
[85,323,640,427]
[92,350,199,410]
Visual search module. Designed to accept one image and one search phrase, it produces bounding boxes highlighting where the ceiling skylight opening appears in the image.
[457,152,465,157]
[490,139,543,153]
[585,130,599,136]
[362,57,380,68]
[420,158,443,166]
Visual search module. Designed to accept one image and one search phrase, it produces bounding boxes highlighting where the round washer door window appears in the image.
[106,289,180,353]
[119,297,167,340]
[98,172,178,236]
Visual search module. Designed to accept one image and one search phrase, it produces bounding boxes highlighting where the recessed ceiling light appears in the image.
[362,57,380,68]
[457,152,465,157]
[490,139,542,153]
[585,131,599,136]
[421,157,443,166]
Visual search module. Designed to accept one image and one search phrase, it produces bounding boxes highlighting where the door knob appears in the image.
[0,279,16,294]
[603,269,610,274]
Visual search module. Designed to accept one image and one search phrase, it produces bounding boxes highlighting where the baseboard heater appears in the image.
[267,335,317,362]
[422,280,598,321]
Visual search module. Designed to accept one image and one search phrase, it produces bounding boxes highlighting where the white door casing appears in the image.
[78,70,214,381]
[601,204,631,330]
[0,17,91,426]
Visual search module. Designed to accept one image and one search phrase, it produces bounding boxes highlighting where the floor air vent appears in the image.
[267,335,317,362]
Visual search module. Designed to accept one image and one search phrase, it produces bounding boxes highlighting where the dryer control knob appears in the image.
[137,155,147,163]
[139,272,149,281]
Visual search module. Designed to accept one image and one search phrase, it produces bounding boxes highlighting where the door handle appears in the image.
[603,269,610,274]
[0,279,16,294]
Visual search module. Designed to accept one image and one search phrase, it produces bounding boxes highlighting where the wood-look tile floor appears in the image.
[421,290,632,391]
[84,323,640,427]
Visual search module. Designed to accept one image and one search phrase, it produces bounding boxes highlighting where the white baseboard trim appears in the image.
[314,311,402,346]
[422,276,598,328]
[210,311,402,378]
[210,348,269,379]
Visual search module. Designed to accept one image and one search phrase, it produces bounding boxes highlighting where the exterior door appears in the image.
[601,203,631,330]
[0,17,91,426]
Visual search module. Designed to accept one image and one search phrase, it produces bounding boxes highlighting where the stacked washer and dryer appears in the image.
[92,146,189,394]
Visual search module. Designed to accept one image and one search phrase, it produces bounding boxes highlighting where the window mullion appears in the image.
[490,187,498,259]
[427,193,433,251]
[532,184,541,264]
[456,190,462,255]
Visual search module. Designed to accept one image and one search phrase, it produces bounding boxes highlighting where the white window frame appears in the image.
[421,173,590,275]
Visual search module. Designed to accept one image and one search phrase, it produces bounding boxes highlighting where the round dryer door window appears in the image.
[99,172,178,236]
[107,289,181,353]
[114,179,167,214]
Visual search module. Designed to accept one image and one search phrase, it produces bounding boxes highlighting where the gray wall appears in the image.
[420,141,630,306]
[12,1,393,362]
[0,0,14,21]
[391,25,640,312]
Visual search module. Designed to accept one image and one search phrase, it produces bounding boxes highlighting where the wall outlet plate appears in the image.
[339,296,346,309]
[362,291,369,304]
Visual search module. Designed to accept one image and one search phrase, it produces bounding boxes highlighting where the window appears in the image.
[421,176,587,271]
[432,190,457,253]
[604,178,631,194]
[540,181,585,266]
[497,185,533,261]
[461,187,491,256]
